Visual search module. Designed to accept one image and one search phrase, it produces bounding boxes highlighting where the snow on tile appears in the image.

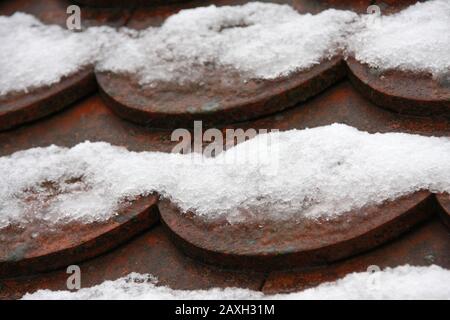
[1,4,357,94]
[21,265,450,300]
[0,13,121,96]
[97,3,357,86]
[1,124,449,228]
[2,1,449,94]
[348,0,450,78]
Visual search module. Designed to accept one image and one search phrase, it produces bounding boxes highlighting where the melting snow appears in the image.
[1,1,449,95]
[21,265,450,300]
[0,124,449,228]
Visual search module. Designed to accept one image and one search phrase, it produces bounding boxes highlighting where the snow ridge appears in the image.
[21,265,450,300]
[1,124,449,228]
[1,0,449,95]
